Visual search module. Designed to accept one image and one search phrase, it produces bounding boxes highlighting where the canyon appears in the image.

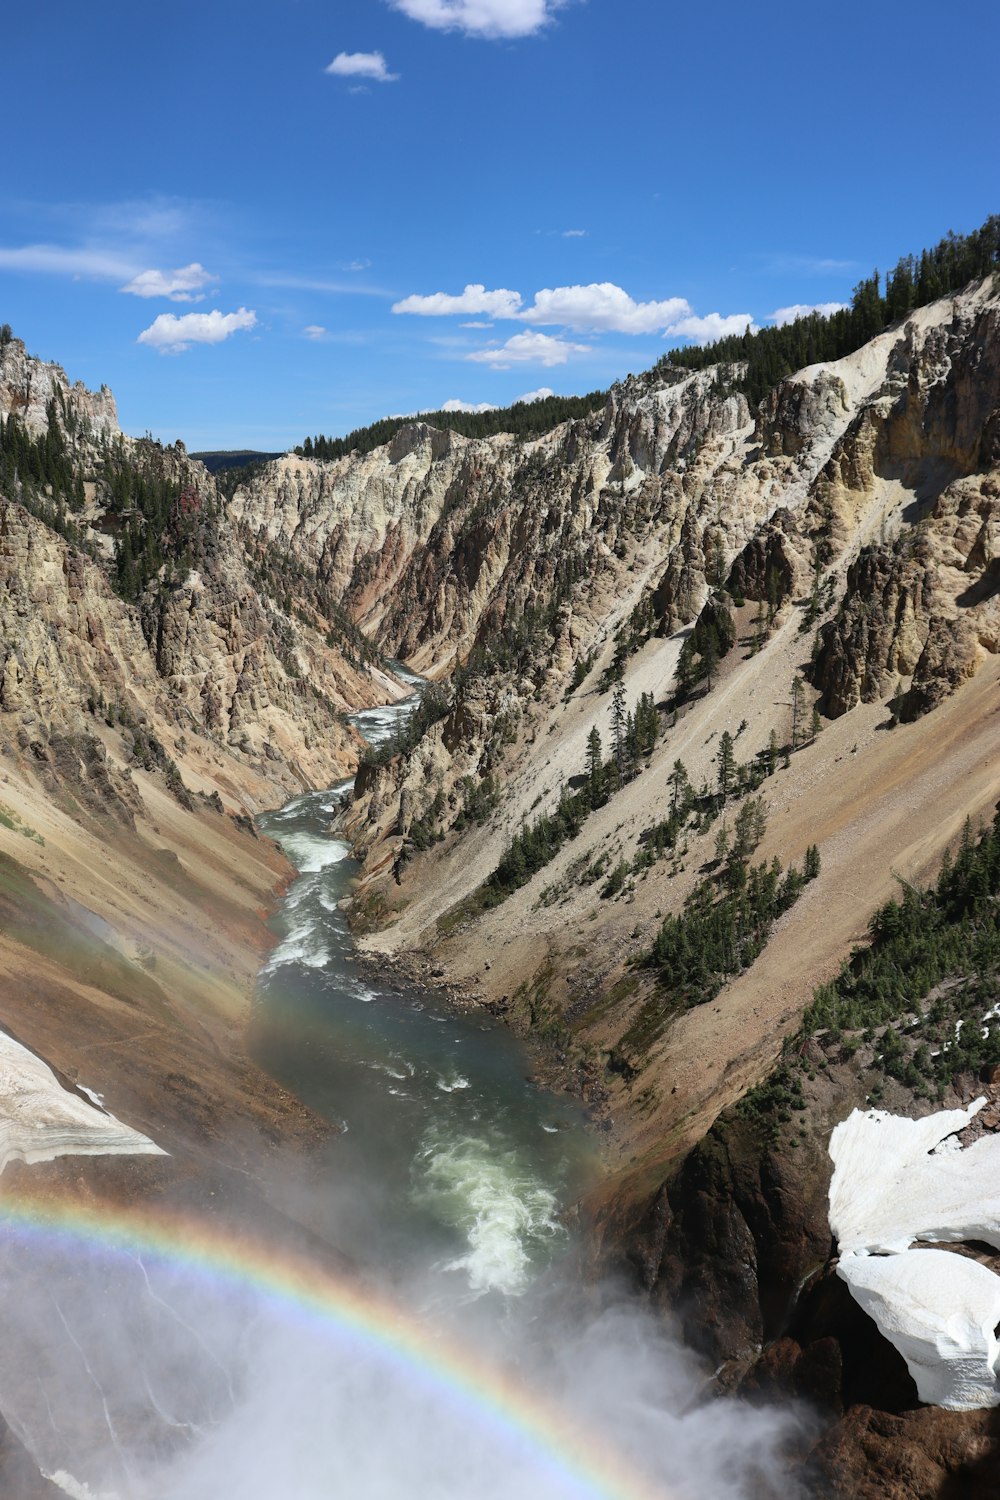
[1,270,999,1495]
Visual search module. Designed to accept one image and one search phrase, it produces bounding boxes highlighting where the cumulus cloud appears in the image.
[520,283,691,334]
[460,320,494,328]
[325,51,398,82]
[389,0,563,39]
[664,312,755,346]
[515,386,555,403]
[395,280,691,335]
[137,307,257,354]
[466,332,588,368]
[120,262,216,301]
[441,398,498,413]
[770,301,849,327]
[393,284,523,318]
[303,325,328,340]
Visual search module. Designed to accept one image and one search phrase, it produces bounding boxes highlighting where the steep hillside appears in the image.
[229,287,1000,1181]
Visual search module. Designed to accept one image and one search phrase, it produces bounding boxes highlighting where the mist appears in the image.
[0,1205,809,1500]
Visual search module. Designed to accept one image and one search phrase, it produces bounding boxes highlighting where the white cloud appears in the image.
[393,284,523,318]
[137,307,257,355]
[664,312,755,346]
[519,283,691,334]
[562,229,587,238]
[303,325,328,340]
[440,398,498,413]
[389,0,563,39]
[325,51,398,82]
[466,332,589,368]
[0,243,137,281]
[770,301,849,327]
[395,280,691,335]
[515,386,555,403]
[120,262,216,302]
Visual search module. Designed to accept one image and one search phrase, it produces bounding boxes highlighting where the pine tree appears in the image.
[717,730,735,802]
[610,679,627,776]
[732,796,767,861]
[635,691,658,755]
[623,709,638,782]
[790,674,806,749]
[702,632,719,688]
[669,759,691,815]
[752,598,767,654]
[753,797,768,846]
[675,638,695,698]
[586,725,605,805]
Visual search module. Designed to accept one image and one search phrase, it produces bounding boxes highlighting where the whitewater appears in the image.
[254,671,588,1296]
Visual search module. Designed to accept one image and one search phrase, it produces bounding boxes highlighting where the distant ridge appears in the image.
[191,449,283,473]
[294,390,607,463]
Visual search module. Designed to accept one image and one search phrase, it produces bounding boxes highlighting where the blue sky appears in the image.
[4,0,998,450]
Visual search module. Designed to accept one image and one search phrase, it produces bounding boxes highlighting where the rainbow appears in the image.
[0,1195,675,1500]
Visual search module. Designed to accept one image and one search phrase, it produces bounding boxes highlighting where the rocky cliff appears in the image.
[0,333,119,438]
[0,336,411,815]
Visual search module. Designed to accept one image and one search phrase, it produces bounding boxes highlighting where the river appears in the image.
[252,668,595,1296]
[0,675,797,1500]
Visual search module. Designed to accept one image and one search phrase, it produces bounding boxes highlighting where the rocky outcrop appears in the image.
[0,491,373,807]
[0,345,413,810]
[0,333,118,437]
[814,476,999,719]
[629,1054,861,1369]
[805,1404,1000,1497]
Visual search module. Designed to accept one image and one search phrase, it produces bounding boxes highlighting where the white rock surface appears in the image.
[0,1029,165,1173]
[830,1102,1000,1409]
[0,336,119,437]
[837,1249,1000,1410]
[829,1099,1000,1255]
